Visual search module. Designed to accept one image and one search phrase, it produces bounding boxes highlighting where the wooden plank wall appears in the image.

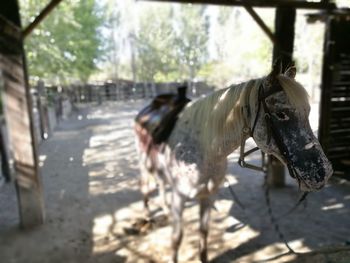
[0,13,45,227]
[320,16,350,177]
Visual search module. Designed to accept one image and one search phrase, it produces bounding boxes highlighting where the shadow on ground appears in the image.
[0,101,350,263]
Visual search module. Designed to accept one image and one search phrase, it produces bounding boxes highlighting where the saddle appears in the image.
[135,85,191,144]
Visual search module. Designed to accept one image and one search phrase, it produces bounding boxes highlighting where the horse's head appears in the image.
[250,63,333,192]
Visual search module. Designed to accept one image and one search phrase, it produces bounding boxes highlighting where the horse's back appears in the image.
[135,86,191,145]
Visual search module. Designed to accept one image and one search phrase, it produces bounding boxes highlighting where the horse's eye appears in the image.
[275,111,288,120]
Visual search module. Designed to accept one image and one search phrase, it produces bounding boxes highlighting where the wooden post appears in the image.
[0,0,45,228]
[0,117,11,182]
[268,7,296,187]
[273,7,296,69]
[37,80,50,139]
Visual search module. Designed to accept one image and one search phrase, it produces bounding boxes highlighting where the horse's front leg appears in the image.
[157,173,170,215]
[199,197,213,263]
[171,191,185,263]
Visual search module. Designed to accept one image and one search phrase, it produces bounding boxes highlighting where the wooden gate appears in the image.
[319,12,350,177]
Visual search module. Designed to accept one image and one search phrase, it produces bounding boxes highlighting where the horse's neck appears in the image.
[208,93,246,157]
[177,81,255,159]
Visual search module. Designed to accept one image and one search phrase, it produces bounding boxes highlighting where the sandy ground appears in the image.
[1,100,350,263]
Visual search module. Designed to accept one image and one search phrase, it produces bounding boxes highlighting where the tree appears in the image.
[115,3,211,84]
[134,5,177,82]
[20,0,104,84]
[202,7,273,88]
[173,5,210,82]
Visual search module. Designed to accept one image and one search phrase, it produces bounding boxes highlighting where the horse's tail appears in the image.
[134,121,159,197]
[134,121,156,171]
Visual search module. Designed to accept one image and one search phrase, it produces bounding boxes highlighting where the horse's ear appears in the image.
[285,66,296,79]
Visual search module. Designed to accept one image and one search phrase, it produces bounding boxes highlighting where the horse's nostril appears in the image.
[316,182,326,190]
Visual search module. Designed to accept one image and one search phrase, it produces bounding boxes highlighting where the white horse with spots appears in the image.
[134,64,333,263]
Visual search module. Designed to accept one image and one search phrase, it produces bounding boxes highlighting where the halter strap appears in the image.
[238,83,267,171]
[259,85,299,178]
[239,82,293,171]
[250,87,262,136]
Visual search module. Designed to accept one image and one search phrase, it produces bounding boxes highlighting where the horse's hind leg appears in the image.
[140,172,152,215]
[199,197,213,263]
[156,169,170,215]
[171,191,185,263]
[139,155,156,216]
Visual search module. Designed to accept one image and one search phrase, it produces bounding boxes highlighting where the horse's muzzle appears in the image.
[290,144,333,192]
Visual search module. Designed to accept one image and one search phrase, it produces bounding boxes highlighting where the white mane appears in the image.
[277,74,310,112]
[174,74,310,158]
[176,79,262,157]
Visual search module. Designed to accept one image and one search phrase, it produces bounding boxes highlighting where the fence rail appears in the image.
[0,79,214,184]
[71,80,214,103]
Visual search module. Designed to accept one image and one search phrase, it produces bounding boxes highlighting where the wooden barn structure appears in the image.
[316,10,350,178]
[0,0,349,229]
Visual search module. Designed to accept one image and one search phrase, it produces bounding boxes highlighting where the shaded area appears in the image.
[210,152,350,262]
[0,100,349,262]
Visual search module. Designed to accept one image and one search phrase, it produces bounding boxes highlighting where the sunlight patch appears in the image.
[39,155,47,167]
[223,176,238,186]
[93,214,113,235]
[235,239,310,262]
[322,203,344,211]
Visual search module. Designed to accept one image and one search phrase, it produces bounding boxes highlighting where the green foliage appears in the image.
[134,5,176,82]
[132,4,210,83]
[20,0,104,84]
[173,5,210,81]
[19,0,324,95]
[198,61,235,88]
[212,7,273,82]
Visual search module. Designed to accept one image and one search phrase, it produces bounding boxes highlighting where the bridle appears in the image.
[238,82,299,181]
[238,80,311,202]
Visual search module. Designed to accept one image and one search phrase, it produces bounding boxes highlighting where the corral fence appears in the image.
[0,79,214,184]
[71,80,215,103]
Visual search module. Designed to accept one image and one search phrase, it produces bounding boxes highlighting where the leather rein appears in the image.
[229,81,309,254]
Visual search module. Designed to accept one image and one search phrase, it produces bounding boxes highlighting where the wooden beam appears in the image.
[244,6,276,44]
[23,0,64,38]
[0,0,21,26]
[272,7,296,68]
[0,0,45,228]
[268,7,296,187]
[141,0,335,9]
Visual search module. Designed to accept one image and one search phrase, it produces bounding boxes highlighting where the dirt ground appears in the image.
[1,100,350,263]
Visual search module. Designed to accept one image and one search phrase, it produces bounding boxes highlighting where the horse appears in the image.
[134,63,333,263]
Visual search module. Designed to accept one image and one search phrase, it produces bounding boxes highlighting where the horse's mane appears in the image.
[277,74,310,112]
[176,79,260,156]
[175,74,309,157]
